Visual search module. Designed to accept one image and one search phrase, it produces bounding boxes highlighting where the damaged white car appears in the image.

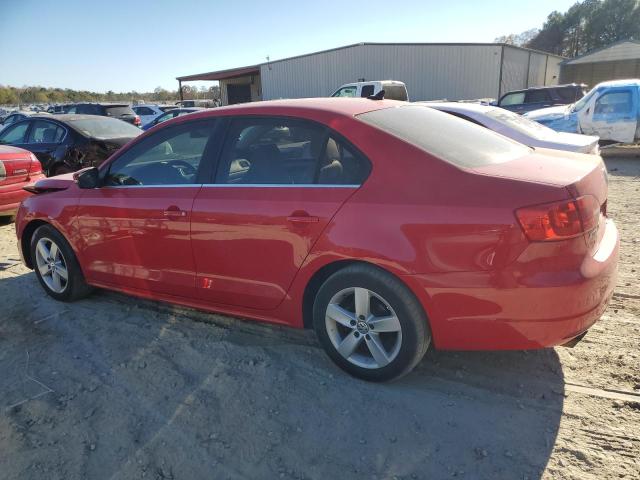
[524,79,640,144]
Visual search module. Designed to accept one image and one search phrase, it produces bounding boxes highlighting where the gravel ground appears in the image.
[0,156,638,480]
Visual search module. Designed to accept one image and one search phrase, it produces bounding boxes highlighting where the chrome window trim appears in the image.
[101,184,360,189]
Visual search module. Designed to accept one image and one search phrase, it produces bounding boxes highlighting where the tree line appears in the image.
[0,85,220,106]
[496,0,639,57]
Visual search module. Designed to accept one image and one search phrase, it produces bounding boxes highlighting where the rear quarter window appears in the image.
[357,105,530,168]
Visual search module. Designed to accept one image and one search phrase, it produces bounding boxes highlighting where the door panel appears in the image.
[582,88,638,143]
[76,186,200,297]
[75,118,222,297]
[191,186,355,309]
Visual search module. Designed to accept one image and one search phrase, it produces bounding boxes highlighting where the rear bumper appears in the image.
[405,219,619,350]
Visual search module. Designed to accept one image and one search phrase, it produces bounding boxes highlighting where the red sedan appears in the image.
[0,146,45,219]
[15,98,619,381]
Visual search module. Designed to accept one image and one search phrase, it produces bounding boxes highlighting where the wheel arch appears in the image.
[301,259,433,335]
[20,219,50,269]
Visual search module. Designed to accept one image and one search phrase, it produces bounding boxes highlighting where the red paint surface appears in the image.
[0,146,45,216]
[15,99,619,350]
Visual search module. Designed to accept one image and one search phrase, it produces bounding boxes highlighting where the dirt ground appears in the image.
[0,156,639,480]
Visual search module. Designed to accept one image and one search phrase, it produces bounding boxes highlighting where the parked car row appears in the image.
[11,96,619,382]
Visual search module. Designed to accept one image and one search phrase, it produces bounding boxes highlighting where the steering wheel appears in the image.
[169,160,197,177]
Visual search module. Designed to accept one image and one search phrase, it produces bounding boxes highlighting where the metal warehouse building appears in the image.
[560,40,640,86]
[177,42,564,105]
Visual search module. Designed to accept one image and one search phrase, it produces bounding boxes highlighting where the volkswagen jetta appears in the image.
[15,98,619,381]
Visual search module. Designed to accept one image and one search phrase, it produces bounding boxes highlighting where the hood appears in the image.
[524,104,571,121]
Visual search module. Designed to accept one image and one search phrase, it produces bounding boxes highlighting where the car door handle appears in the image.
[163,206,187,218]
[287,212,319,224]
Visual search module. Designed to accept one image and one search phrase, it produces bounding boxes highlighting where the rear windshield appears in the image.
[68,117,142,139]
[485,107,556,139]
[104,106,135,117]
[383,84,408,101]
[358,105,530,168]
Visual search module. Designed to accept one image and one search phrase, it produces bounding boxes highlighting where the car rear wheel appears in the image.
[313,264,431,382]
[31,225,93,301]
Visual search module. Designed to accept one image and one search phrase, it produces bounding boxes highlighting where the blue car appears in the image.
[525,79,640,144]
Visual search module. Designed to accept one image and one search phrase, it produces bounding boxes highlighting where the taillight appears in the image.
[28,153,43,176]
[515,195,600,242]
[134,116,141,126]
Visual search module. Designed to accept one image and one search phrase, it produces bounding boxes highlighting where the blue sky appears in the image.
[0,0,577,93]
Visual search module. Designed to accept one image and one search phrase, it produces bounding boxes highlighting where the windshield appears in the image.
[572,87,599,112]
[68,117,142,139]
[485,107,557,139]
[358,105,531,168]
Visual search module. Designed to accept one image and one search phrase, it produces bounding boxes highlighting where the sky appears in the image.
[0,0,578,93]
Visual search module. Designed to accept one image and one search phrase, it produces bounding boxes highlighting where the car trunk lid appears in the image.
[473,148,608,253]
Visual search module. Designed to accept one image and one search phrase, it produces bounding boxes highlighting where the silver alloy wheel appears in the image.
[325,287,402,369]
[35,237,69,294]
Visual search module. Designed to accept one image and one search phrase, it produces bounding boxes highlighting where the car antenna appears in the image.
[367,90,385,100]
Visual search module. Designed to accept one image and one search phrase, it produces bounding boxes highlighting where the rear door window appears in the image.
[215,118,327,185]
[27,120,66,144]
[499,92,525,106]
[214,117,371,186]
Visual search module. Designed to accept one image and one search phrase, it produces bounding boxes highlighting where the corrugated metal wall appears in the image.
[260,44,562,102]
[560,59,640,86]
[261,44,503,101]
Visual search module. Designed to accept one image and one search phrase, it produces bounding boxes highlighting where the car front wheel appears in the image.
[313,264,431,382]
[31,225,93,301]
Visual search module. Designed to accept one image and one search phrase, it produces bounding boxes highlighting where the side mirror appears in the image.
[75,167,100,189]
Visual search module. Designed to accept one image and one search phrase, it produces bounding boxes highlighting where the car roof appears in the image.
[503,83,587,95]
[420,102,495,115]
[593,79,640,88]
[192,97,404,118]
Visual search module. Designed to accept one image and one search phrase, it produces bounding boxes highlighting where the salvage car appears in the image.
[425,102,600,154]
[525,79,640,144]
[15,98,618,381]
[0,114,141,176]
[0,146,45,218]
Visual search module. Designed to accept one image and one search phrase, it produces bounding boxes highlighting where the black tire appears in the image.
[30,224,93,301]
[313,263,431,382]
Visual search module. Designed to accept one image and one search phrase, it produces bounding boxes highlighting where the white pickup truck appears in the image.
[331,80,409,101]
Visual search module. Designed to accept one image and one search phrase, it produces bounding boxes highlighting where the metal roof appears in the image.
[177,65,260,82]
[177,42,565,82]
[562,40,640,65]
